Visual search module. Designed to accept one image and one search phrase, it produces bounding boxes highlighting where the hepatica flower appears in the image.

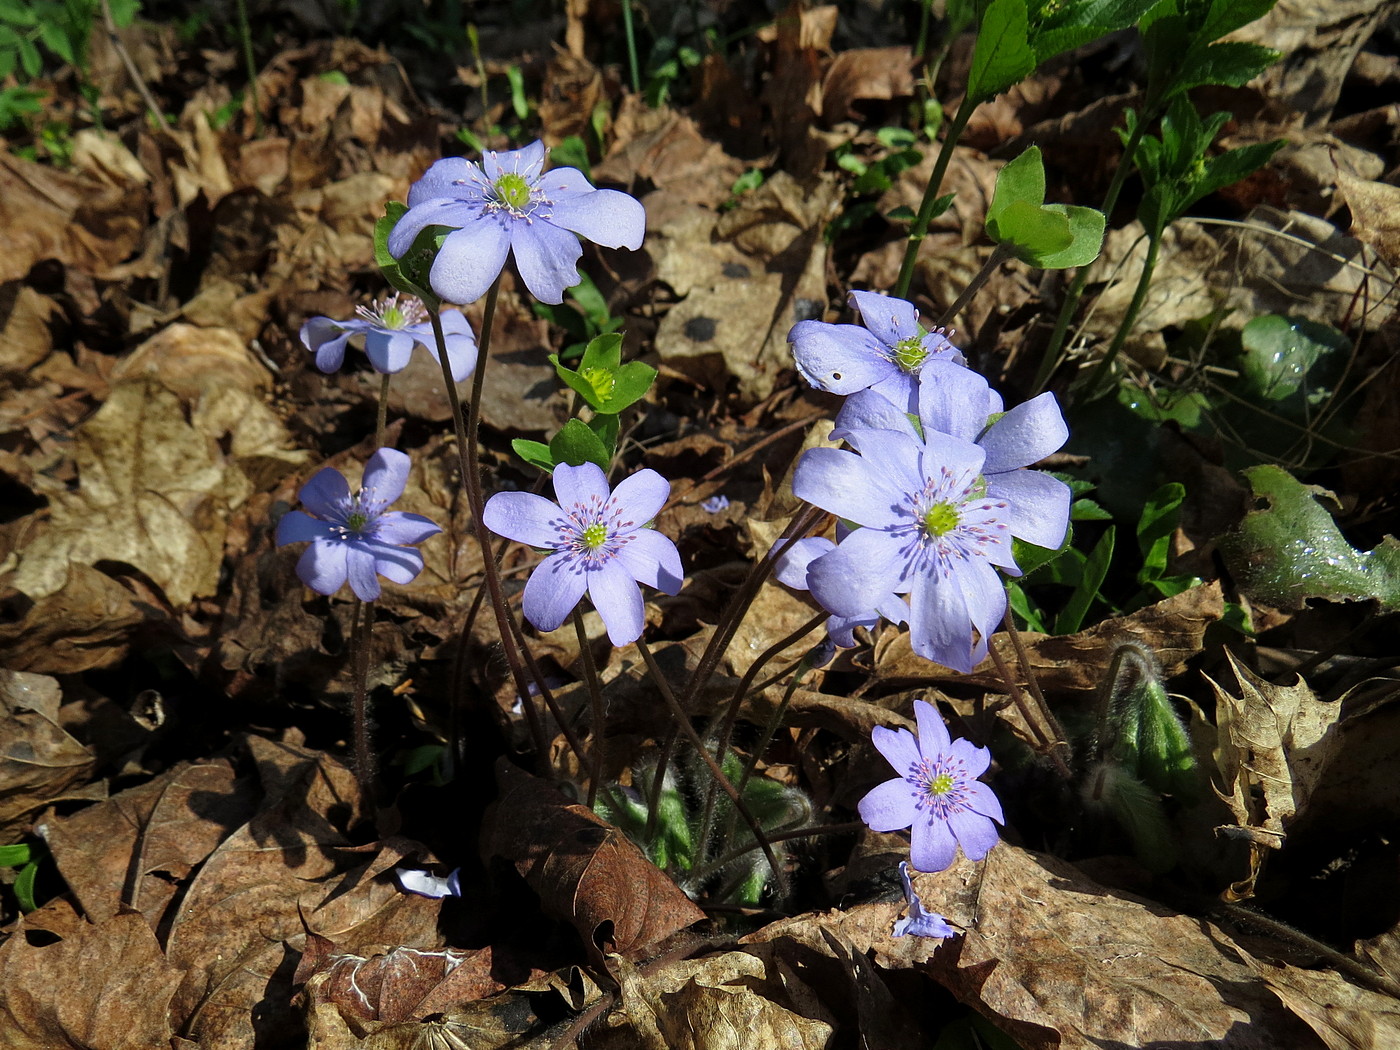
[860,700,1003,873]
[789,290,962,412]
[300,295,477,381]
[387,140,646,306]
[774,535,907,648]
[276,448,441,601]
[794,362,1070,671]
[483,462,683,646]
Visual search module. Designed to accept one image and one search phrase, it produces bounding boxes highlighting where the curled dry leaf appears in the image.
[481,760,705,964]
[1204,651,1345,888]
[1332,161,1400,271]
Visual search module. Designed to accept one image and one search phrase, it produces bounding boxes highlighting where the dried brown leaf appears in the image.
[0,911,183,1050]
[481,760,705,963]
[0,562,152,674]
[819,47,914,123]
[1334,163,1400,271]
[0,670,95,841]
[1251,958,1400,1050]
[1205,650,1343,851]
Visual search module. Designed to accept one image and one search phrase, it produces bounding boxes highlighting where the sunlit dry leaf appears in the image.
[482,760,705,964]
[113,322,271,401]
[1205,651,1345,852]
[603,950,835,1050]
[748,845,1316,1049]
[0,285,60,377]
[596,102,746,207]
[0,911,182,1050]
[1333,163,1400,271]
[0,670,95,841]
[12,379,237,606]
[819,47,914,123]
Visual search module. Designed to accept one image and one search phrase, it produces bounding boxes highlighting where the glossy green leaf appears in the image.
[1239,315,1349,402]
[511,438,556,474]
[549,418,611,472]
[1221,465,1400,610]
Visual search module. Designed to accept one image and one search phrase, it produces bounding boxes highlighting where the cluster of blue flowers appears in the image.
[278,140,1066,939]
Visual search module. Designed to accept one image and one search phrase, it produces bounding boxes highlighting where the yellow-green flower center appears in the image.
[346,511,368,531]
[922,502,959,537]
[892,335,928,373]
[381,305,404,328]
[495,172,533,211]
[581,522,609,549]
[581,366,616,402]
[927,772,955,796]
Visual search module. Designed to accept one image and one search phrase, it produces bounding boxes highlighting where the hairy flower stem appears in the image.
[696,611,826,857]
[573,609,607,807]
[374,374,391,450]
[936,240,1016,329]
[348,597,377,806]
[429,286,550,761]
[987,629,1072,779]
[636,636,789,895]
[689,821,864,886]
[233,0,261,135]
[1032,112,1153,394]
[894,94,977,301]
[1081,231,1161,399]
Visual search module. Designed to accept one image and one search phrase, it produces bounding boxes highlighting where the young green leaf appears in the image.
[549,418,612,472]
[988,198,1074,264]
[1136,482,1185,583]
[1055,525,1115,634]
[511,438,556,474]
[987,145,1047,223]
[967,0,1036,102]
[1031,204,1105,268]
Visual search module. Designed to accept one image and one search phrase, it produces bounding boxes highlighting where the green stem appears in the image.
[428,287,550,760]
[636,636,789,895]
[573,608,607,807]
[1082,228,1162,399]
[893,93,979,301]
[621,0,641,95]
[234,0,261,135]
[936,240,1015,329]
[1032,108,1153,394]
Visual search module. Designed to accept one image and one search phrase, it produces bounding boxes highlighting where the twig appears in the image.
[99,0,169,132]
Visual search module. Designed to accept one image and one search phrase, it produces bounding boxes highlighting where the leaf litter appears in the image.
[1,2,1399,1048]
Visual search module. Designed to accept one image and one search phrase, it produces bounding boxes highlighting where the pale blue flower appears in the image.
[300,295,476,381]
[482,462,683,646]
[276,448,441,601]
[893,861,955,938]
[387,141,646,306]
[860,700,1003,873]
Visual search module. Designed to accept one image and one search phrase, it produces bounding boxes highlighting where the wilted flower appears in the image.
[700,494,730,514]
[773,535,907,648]
[276,448,441,601]
[300,295,477,381]
[482,462,683,646]
[395,866,462,899]
[860,699,1003,873]
[789,290,962,412]
[387,141,646,306]
[892,861,955,939]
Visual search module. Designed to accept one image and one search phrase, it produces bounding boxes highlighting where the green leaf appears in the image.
[987,145,1046,225]
[1072,498,1114,521]
[1028,0,1160,63]
[0,1,37,26]
[988,198,1073,263]
[551,333,656,414]
[1030,204,1105,268]
[37,20,74,63]
[588,412,620,461]
[1012,522,1073,577]
[511,438,556,474]
[15,859,38,911]
[373,202,442,310]
[967,0,1035,102]
[17,34,40,77]
[549,418,611,472]
[0,843,30,866]
[1007,580,1049,632]
[1221,465,1400,610]
[1166,40,1279,96]
[1136,482,1185,583]
[1054,525,1115,634]
[108,0,141,27]
[1239,315,1348,402]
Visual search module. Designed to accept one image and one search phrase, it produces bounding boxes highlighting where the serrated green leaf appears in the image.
[549,418,611,471]
[967,0,1036,101]
[1221,465,1400,609]
[1029,0,1160,63]
[1072,498,1114,521]
[988,145,1046,225]
[1167,40,1279,96]
[511,438,555,473]
[1031,204,1105,268]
